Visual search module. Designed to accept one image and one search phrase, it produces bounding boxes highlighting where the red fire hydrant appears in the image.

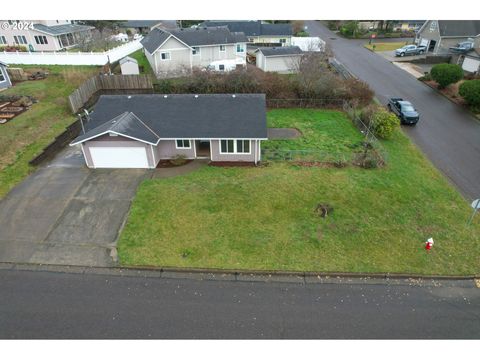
[425,238,434,251]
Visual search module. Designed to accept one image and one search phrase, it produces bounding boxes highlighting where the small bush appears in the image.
[430,63,463,89]
[459,80,480,107]
[371,109,400,139]
[359,104,381,126]
[343,78,374,107]
[418,72,432,81]
[170,154,188,166]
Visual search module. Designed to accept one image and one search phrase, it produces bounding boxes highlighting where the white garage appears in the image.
[89,147,150,168]
[462,56,480,73]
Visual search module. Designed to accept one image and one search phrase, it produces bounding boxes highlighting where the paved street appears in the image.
[0,269,479,339]
[0,147,149,266]
[306,21,480,201]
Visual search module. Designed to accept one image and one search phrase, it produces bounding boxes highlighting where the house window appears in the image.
[220,140,250,154]
[219,45,226,52]
[236,140,250,153]
[220,140,234,153]
[160,52,170,60]
[192,47,200,55]
[0,36,6,45]
[176,139,191,149]
[13,35,27,45]
[236,43,245,53]
[279,38,286,44]
[0,68,6,82]
[219,64,225,71]
[34,35,48,45]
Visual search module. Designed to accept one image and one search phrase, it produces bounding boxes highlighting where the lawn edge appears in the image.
[2,262,478,283]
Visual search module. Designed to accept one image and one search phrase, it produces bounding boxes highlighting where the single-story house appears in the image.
[0,20,94,51]
[70,94,267,168]
[141,27,247,77]
[119,56,140,75]
[0,61,12,90]
[416,20,480,55]
[201,21,293,46]
[254,46,303,74]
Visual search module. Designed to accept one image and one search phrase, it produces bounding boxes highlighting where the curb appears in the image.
[0,262,477,288]
[420,80,480,121]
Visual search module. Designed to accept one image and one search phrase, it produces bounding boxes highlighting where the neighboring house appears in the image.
[0,20,94,51]
[255,46,303,74]
[391,20,425,32]
[118,20,165,35]
[70,94,267,168]
[291,37,325,52]
[119,56,139,75]
[0,61,12,90]
[201,21,293,46]
[141,27,247,77]
[416,20,480,55]
[453,36,480,74]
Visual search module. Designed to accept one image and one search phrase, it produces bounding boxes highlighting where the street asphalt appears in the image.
[0,269,479,339]
[306,21,480,201]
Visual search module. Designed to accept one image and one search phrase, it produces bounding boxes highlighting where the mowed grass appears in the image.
[0,65,98,198]
[118,109,480,275]
[364,41,410,51]
[128,49,154,76]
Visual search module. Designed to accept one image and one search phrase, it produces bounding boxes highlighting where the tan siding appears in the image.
[262,55,300,73]
[155,140,196,159]
[210,140,259,162]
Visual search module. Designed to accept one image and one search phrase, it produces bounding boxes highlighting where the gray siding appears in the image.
[210,140,261,162]
[260,55,300,73]
[0,65,12,89]
[155,140,196,159]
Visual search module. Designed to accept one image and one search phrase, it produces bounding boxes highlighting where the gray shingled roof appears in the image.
[118,20,163,29]
[119,56,138,65]
[141,27,247,53]
[71,94,267,144]
[33,23,94,36]
[202,21,292,37]
[71,112,160,145]
[438,21,480,37]
[257,46,303,57]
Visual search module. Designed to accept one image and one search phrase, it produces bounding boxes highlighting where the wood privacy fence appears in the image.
[68,74,154,113]
[29,119,83,166]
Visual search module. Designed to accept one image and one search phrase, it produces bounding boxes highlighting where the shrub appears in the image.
[418,72,432,81]
[459,80,480,107]
[340,21,360,38]
[170,154,188,166]
[342,78,374,107]
[371,109,400,139]
[359,104,382,126]
[430,63,463,89]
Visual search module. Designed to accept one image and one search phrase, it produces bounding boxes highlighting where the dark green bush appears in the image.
[430,63,463,89]
[459,79,480,107]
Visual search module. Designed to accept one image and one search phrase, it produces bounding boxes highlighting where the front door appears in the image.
[195,140,211,159]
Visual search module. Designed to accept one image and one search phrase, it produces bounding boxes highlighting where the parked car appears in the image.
[387,98,419,125]
[394,44,426,57]
[449,41,474,54]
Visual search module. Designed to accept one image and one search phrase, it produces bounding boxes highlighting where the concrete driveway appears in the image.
[0,146,150,266]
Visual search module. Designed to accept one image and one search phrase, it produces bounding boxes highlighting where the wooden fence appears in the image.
[29,120,83,166]
[68,74,154,113]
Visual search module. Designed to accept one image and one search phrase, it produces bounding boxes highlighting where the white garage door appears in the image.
[462,58,480,73]
[90,147,150,168]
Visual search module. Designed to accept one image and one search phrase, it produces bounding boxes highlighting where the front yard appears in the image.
[118,109,480,275]
[364,41,410,52]
[0,65,98,198]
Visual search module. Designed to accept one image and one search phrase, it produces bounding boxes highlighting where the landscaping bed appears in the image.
[118,109,480,275]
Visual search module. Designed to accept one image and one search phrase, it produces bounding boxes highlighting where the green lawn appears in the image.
[118,109,480,275]
[127,49,154,76]
[364,41,410,51]
[0,65,98,198]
